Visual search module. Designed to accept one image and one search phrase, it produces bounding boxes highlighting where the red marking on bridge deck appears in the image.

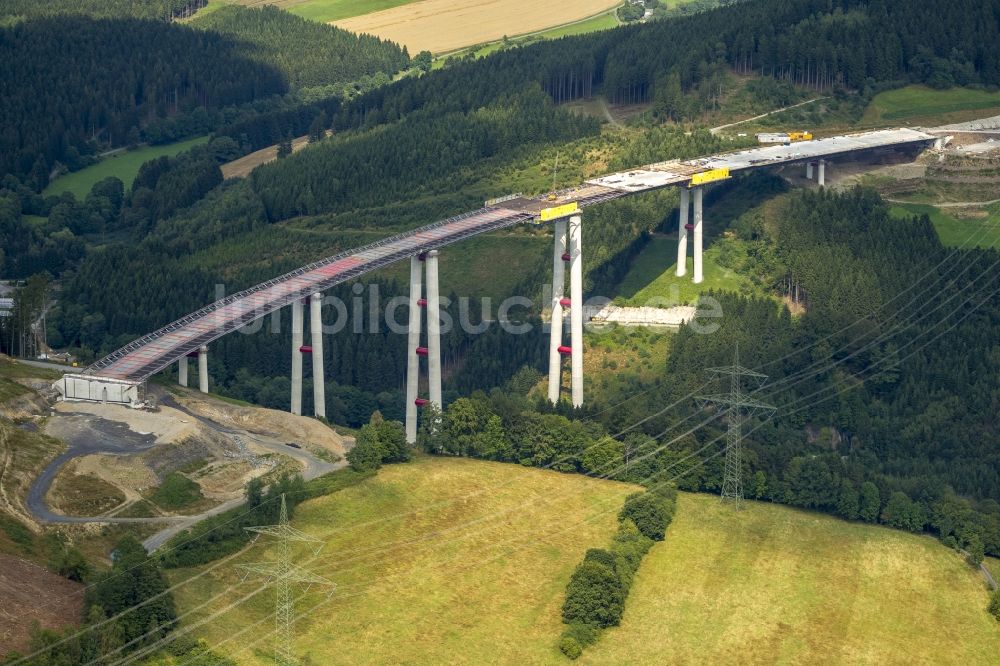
[314,257,363,277]
[107,214,530,376]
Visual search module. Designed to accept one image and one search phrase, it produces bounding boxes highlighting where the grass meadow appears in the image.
[169,456,638,664]
[615,235,757,306]
[583,492,1000,664]
[862,85,1000,127]
[891,202,1000,250]
[169,457,1000,664]
[43,136,209,200]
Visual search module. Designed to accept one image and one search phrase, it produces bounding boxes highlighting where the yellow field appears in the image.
[583,493,1000,665]
[333,0,621,54]
[170,456,637,664]
[168,458,1000,665]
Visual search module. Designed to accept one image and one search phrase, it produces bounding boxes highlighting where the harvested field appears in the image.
[0,553,83,657]
[221,134,313,179]
[333,0,620,54]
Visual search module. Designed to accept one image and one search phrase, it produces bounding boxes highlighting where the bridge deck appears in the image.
[86,128,935,383]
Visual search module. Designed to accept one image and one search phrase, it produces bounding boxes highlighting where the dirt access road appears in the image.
[26,389,340,551]
[29,413,164,523]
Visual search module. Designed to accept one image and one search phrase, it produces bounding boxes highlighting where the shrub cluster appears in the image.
[149,471,203,510]
[559,485,677,658]
[158,473,306,568]
[346,412,410,472]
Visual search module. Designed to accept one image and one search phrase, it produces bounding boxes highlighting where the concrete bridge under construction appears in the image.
[53,127,940,442]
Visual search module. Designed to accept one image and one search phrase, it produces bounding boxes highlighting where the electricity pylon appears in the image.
[697,346,775,509]
[240,494,335,666]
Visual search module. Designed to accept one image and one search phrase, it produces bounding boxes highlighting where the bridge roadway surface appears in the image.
[85,128,935,383]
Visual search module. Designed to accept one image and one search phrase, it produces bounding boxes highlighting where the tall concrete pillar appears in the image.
[178,357,188,387]
[692,187,704,285]
[405,256,423,444]
[310,292,325,419]
[198,346,208,394]
[548,218,568,405]
[290,299,304,415]
[806,162,814,179]
[568,215,584,408]
[676,188,690,277]
[818,160,826,186]
[425,250,442,411]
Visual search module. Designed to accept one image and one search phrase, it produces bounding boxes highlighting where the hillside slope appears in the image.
[171,456,638,664]
[585,493,1000,664]
[171,458,999,664]
[193,5,409,89]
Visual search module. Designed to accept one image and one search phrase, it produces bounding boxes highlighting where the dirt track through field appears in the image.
[333,0,619,54]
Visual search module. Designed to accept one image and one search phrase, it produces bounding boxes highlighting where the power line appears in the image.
[171,275,1000,663]
[239,494,334,666]
[697,345,774,508]
[148,273,1000,663]
[41,246,1000,666]
[24,195,1000,666]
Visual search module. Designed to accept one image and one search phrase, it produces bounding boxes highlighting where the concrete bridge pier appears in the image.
[692,187,705,285]
[676,188,690,277]
[405,251,442,443]
[290,298,304,415]
[426,250,442,412]
[547,214,584,407]
[806,162,814,179]
[817,159,826,186]
[178,357,188,387]
[405,255,424,443]
[198,346,209,393]
[547,218,568,404]
[310,292,325,419]
[568,214,584,407]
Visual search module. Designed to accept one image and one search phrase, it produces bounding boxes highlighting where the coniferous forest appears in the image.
[193,5,410,90]
[0,5,410,186]
[0,0,207,22]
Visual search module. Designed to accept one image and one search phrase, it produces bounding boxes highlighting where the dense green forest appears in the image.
[251,88,598,220]
[192,5,410,91]
[0,0,206,22]
[342,0,1000,119]
[0,17,286,187]
[658,190,1000,506]
[6,0,997,188]
[0,4,409,187]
